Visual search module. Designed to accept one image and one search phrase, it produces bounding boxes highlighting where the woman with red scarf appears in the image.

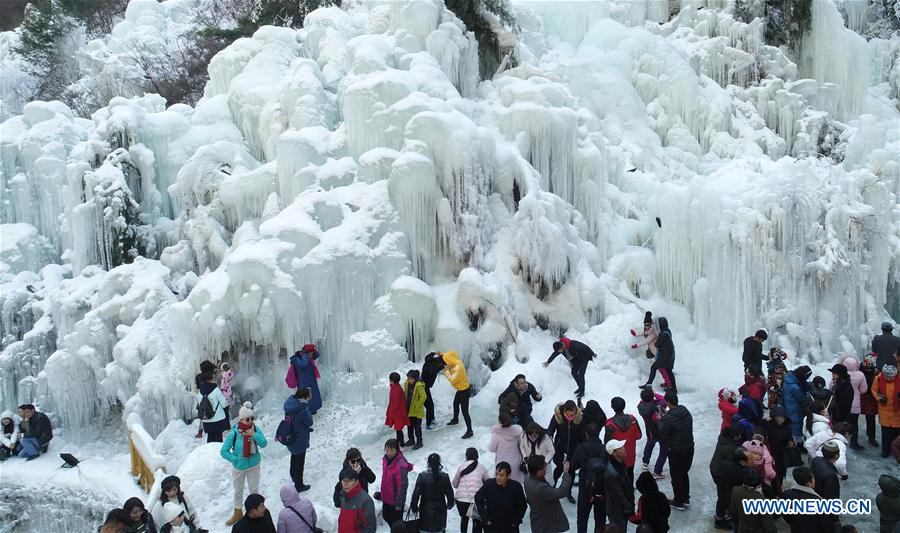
[220,402,268,526]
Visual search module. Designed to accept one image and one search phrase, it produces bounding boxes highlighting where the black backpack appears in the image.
[197,393,215,420]
[584,455,607,498]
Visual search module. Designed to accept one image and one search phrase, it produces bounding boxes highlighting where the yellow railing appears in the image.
[126,413,166,492]
[130,431,157,492]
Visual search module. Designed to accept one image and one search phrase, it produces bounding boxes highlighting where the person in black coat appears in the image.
[657,392,693,510]
[232,494,275,533]
[604,440,635,528]
[546,401,583,493]
[810,442,841,500]
[571,423,607,533]
[631,471,670,532]
[873,322,900,371]
[411,453,455,532]
[544,338,595,397]
[16,404,52,458]
[422,353,446,429]
[123,497,157,533]
[497,375,542,427]
[708,426,743,529]
[332,448,377,507]
[474,462,527,532]
[578,400,607,441]
[782,466,840,533]
[762,406,794,492]
[742,330,768,375]
[828,364,854,424]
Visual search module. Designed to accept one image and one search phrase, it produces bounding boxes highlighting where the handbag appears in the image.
[783,445,803,468]
[404,508,420,533]
[287,506,324,533]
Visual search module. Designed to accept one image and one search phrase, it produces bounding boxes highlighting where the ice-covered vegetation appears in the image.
[0,0,897,437]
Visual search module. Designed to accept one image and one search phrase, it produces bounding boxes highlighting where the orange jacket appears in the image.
[872,374,900,428]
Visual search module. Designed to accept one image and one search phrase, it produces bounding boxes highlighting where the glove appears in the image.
[631,344,639,349]
[630,329,638,337]
[373,491,382,501]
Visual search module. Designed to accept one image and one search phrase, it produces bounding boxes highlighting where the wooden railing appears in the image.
[126,413,166,492]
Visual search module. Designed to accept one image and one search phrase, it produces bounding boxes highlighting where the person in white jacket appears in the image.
[803,402,831,441]
[1,411,19,460]
[452,447,489,533]
[519,423,555,481]
[804,421,852,479]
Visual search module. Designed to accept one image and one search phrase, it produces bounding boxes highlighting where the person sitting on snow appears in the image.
[16,404,51,460]
[0,411,19,461]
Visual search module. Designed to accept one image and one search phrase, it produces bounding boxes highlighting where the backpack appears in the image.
[584,455,607,498]
[197,393,215,420]
[275,414,295,445]
[285,362,298,389]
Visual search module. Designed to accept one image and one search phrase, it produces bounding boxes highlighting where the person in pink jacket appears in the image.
[452,448,490,533]
[840,355,869,451]
[376,438,413,528]
[277,483,317,532]
[489,413,524,484]
[220,362,235,420]
[744,437,776,496]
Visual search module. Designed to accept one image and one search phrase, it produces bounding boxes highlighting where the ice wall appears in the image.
[0,0,896,432]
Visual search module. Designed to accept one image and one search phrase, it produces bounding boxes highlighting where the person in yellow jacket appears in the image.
[405,370,428,450]
[439,351,474,439]
[873,364,900,458]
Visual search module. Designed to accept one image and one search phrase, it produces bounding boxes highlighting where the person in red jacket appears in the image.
[604,397,643,486]
[385,373,410,447]
[718,388,739,430]
[739,367,767,414]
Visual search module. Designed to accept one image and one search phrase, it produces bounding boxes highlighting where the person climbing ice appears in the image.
[285,343,322,415]
[544,336,596,398]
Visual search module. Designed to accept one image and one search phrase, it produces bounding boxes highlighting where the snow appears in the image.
[0,0,897,530]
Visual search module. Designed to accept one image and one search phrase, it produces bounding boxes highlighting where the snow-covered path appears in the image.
[2,331,893,532]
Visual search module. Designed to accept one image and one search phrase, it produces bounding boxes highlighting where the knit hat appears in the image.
[340,467,360,481]
[884,365,898,378]
[163,502,184,523]
[238,401,254,419]
[606,439,626,455]
[718,387,736,403]
[862,354,876,368]
[883,322,894,332]
[743,439,764,455]
[643,311,653,325]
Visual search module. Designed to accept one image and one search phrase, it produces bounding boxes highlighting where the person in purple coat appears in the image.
[277,484,317,533]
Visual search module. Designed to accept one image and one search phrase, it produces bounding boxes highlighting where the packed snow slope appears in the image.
[0,0,898,514]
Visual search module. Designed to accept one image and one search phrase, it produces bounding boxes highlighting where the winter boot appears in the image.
[225,508,243,526]
[298,484,311,492]
[713,518,733,530]
[413,442,424,450]
[447,419,459,426]
[195,428,204,439]
[461,430,473,439]
[652,472,666,480]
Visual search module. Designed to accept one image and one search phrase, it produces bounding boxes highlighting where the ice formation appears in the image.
[0,0,897,441]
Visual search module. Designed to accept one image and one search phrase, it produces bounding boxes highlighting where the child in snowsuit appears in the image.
[385,372,410,446]
[717,388,739,431]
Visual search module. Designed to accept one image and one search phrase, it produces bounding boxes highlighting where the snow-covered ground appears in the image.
[1,332,894,532]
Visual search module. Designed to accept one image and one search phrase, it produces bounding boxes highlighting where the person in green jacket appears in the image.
[405,370,427,450]
[877,474,900,533]
[220,402,268,527]
[730,469,776,533]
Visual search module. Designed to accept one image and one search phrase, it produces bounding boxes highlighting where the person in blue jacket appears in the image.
[284,387,314,493]
[290,345,322,414]
[781,365,812,444]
